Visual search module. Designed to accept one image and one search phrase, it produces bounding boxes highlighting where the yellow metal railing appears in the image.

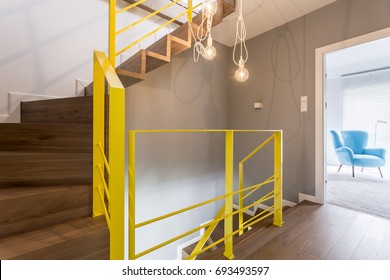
[109,0,201,67]
[92,50,125,259]
[128,130,283,260]
[238,132,283,236]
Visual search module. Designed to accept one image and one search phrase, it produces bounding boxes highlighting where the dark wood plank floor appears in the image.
[207,202,390,260]
[249,202,390,260]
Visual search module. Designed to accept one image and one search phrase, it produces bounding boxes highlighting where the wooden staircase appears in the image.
[0,96,109,260]
[116,0,236,88]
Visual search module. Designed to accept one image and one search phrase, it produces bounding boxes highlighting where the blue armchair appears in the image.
[330,130,386,178]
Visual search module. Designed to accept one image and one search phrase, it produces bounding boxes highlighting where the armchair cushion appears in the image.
[364,148,386,159]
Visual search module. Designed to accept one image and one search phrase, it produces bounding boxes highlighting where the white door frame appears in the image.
[310,27,390,204]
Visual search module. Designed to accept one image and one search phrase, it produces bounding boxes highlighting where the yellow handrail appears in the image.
[93,50,125,260]
[116,0,181,36]
[128,130,283,260]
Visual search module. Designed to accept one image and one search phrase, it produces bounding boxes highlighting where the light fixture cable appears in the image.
[233,0,249,82]
[188,0,218,62]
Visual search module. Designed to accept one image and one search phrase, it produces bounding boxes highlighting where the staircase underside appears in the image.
[116,0,236,88]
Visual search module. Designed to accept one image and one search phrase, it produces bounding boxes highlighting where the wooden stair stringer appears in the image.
[116,0,235,89]
[116,49,146,87]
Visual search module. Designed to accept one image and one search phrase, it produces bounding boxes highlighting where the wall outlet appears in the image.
[254,102,263,109]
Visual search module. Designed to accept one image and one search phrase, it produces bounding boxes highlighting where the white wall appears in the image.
[0,0,108,121]
[325,76,343,165]
[0,0,177,122]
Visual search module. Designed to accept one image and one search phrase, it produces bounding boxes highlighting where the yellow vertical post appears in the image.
[238,162,244,236]
[273,131,283,227]
[223,131,235,260]
[187,0,193,22]
[109,0,116,66]
[128,131,136,260]
[108,87,125,260]
[92,52,105,218]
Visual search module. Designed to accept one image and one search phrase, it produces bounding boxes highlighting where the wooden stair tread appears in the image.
[0,152,92,186]
[0,216,109,260]
[0,123,91,152]
[0,185,92,239]
[21,96,92,124]
[0,184,89,201]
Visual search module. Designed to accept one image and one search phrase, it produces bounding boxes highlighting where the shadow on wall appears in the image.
[267,24,302,143]
[0,0,108,116]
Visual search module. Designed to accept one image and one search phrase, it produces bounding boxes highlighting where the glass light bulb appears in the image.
[235,66,249,82]
[202,0,218,17]
[202,37,216,60]
[203,45,216,60]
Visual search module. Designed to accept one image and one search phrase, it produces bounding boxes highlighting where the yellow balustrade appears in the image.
[93,50,125,260]
[127,130,283,260]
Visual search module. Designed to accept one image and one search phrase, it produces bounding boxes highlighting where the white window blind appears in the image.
[342,69,390,167]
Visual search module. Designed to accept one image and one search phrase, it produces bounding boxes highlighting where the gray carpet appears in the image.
[326,165,390,220]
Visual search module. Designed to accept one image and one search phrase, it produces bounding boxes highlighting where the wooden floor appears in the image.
[205,201,390,260]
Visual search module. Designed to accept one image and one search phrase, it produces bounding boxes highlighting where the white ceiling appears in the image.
[326,37,390,78]
[212,0,338,46]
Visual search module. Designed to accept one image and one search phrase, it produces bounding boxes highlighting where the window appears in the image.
[342,69,390,166]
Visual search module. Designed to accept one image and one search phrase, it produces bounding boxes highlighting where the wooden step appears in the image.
[0,185,91,239]
[0,152,92,186]
[222,0,236,17]
[0,123,92,153]
[116,50,146,88]
[21,96,92,124]
[0,216,109,260]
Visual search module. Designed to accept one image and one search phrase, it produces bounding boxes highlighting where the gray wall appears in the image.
[229,0,390,200]
[125,42,230,259]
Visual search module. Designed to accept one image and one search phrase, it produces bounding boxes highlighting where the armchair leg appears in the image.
[337,164,342,172]
[352,166,355,177]
[378,167,383,178]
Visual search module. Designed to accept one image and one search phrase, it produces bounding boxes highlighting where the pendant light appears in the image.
[233,0,249,82]
[192,0,218,61]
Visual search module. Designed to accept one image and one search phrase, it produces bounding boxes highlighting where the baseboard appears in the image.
[1,78,86,123]
[253,199,297,213]
[176,235,201,260]
[1,91,62,123]
[233,204,255,216]
[299,193,319,203]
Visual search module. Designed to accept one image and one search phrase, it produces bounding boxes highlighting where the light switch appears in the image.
[301,96,307,112]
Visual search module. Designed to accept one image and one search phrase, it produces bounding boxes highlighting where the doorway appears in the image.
[314,27,390,207]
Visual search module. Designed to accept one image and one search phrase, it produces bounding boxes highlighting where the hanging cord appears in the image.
[232,0,248,65]
[188,1,215,62]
